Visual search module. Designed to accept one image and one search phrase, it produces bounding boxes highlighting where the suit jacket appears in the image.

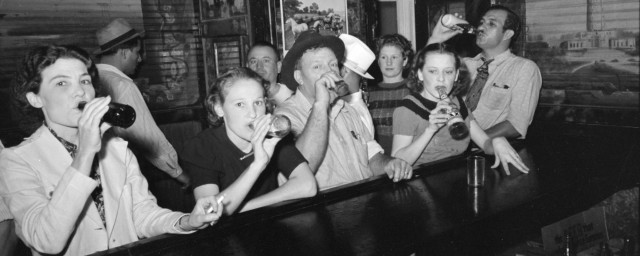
[0,126,190,256]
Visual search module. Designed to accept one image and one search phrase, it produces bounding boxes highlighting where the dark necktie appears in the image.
[465,58,493,112]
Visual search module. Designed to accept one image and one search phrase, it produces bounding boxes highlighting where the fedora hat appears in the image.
[339,34,374,79]
[280,31,345,91]
[94,18,145,55]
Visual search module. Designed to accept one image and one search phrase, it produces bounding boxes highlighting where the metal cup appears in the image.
[467,156,486,187]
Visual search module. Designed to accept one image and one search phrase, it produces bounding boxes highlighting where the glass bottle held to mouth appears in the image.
[435,86,469,140]
[441,14,477,35]
[266,114,292,138]
[78,101,136,128]
[249,114,292,138]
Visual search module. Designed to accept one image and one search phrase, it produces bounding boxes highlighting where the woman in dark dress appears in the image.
[182,67,317,214]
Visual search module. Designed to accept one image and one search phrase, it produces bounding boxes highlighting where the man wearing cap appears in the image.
[95,18,189,186]
[275,31,412,190]
[339,34,375,136]
[246,41,293,106]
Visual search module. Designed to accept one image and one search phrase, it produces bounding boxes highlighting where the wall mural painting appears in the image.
[522,0,639,126]
[139,0,200,109]
[159,2,190,97]
[279,0,348,55]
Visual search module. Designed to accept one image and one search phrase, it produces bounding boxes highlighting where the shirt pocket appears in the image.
[483,84,510,110]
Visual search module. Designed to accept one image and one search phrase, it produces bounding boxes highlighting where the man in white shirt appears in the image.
[428,5,541,139]
[275,31,412,190]
[94,18,189,186]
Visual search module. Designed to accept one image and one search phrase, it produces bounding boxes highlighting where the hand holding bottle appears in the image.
[427,102,452,132]
[440,14,476,34]
[435,86,469,140]
[250,114,282,168]
[427,13,467,45]
[314,71,344,106]
[73,96,111,176]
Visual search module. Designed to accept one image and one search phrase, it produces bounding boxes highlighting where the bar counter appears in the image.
[92,126,639,255]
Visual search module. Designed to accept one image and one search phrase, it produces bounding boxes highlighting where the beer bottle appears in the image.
[78,101,136,128]
[441,14,476,34]
[436,86,469,140]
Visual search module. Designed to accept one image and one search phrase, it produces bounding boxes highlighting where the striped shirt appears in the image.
[367,80,410,154]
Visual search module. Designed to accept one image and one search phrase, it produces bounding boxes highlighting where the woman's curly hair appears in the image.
[10,45,100,135]
[406,43,470,98]
[375,34,414,78]
[204,67,270,127]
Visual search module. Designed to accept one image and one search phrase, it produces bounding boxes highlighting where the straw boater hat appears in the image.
[94,18,145,55]
[338,34,374,79]
[279,31,345,91]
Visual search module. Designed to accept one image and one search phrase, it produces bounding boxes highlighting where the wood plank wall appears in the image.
[0,0,144,83]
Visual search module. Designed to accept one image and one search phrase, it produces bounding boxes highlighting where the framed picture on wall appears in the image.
[346,0,364,41]
[202,16,249,36]
[277,0,349,55]
[199,0,251,37]
[200,0,248,21]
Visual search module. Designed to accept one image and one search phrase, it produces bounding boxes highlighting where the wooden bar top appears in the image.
[92,126,639,256]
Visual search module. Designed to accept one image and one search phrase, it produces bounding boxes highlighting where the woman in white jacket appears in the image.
[0,45,223,255]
